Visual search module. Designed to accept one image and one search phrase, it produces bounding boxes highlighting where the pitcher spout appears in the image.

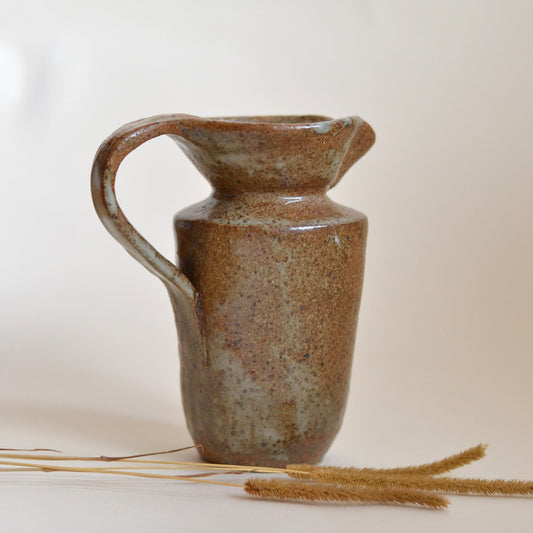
[331,117,376,189]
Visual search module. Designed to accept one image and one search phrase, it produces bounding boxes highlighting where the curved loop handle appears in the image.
[91,114,198,299]
[91,114,209,365]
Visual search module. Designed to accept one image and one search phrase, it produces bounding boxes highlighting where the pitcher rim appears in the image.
[183,114,362,134]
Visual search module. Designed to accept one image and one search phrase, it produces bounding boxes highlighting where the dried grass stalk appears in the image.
[287,465,533,497]
[96,445,203,461]
[0,451,284,475]
[0,446,199,463]
[287,443,487,481]
[348,473,533,497]
[244,478,449,509]
[0,459,242,487]
[0,448,62,453]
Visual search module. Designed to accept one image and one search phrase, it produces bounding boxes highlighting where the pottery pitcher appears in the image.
[91,114,375,466]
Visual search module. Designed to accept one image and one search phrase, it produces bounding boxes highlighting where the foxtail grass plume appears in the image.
[326,472,533,497]
[244,478,449,509]
[287,443,487,481]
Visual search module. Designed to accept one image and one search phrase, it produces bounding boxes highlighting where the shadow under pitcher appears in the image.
[91,114,375,467]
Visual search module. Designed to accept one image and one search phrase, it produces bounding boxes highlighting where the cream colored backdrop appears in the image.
[1,1,532,531]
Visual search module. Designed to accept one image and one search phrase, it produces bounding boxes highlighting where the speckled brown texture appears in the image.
[91,114,375,467]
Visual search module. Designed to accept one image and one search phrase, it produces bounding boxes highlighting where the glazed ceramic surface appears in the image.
[91,114,375,466]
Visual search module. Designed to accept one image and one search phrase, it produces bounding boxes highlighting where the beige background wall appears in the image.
[1,1,532,531]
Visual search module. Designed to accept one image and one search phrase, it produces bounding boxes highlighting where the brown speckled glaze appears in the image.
[91,114,375,467]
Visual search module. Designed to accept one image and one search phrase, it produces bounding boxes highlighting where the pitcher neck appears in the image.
[212,188,328,202]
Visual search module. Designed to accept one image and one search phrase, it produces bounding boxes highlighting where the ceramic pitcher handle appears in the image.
[91,114,198,300]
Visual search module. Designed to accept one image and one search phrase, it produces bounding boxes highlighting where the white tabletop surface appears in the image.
[1,352,532,533]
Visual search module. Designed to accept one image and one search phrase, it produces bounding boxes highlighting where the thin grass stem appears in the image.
[0,459,243,487]
[0,452,291,474]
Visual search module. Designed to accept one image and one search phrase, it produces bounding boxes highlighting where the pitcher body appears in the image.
[174,193,367,465]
